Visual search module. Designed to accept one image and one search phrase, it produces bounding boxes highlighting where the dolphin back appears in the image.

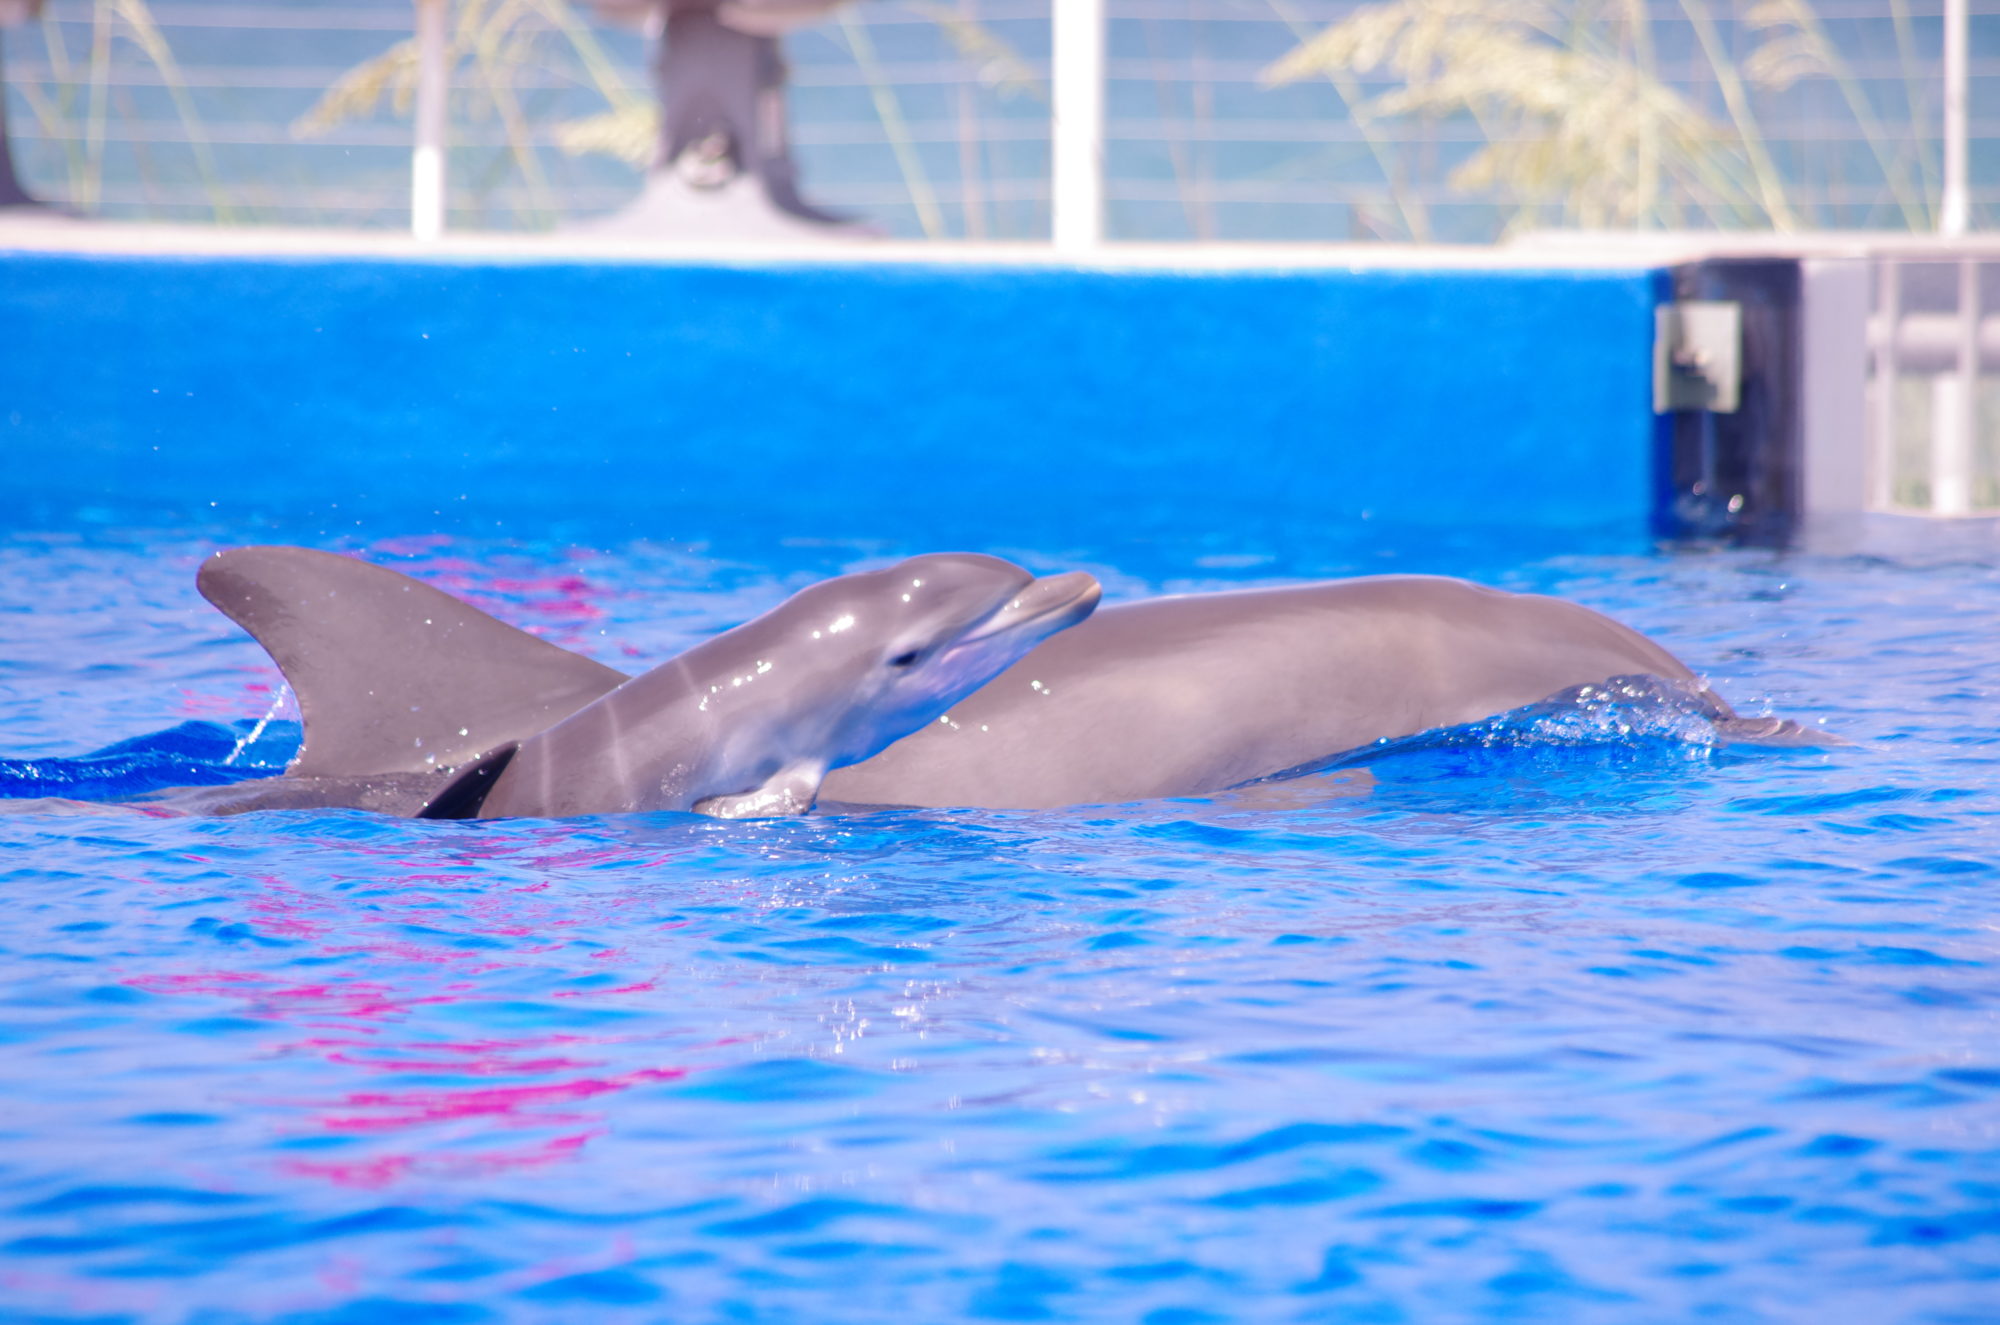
[198,547,626,778]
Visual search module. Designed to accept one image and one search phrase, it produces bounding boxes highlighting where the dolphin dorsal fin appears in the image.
[198,546,626,777]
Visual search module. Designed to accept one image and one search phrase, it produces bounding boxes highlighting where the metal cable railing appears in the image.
[1871,254,2000,513]
[1,0,1994,240]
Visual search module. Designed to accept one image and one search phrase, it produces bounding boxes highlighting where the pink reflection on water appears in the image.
[317,1067,686,1131]
[554,980,656,998]
[127,961,702,1187]
[135,960,704,1182]
[351,541,622,654]
[366,535,455,557]
[322,1043,605,1075]
[173,686,252,719]
[177,670,285,719]
[0,1269,169,1318]
[283,1130,603,1189]
[119,808,734,1190]
[422,567,613,651]
[226,839,673,967]
[316,1252,363,1299]
[129,972,471,1026]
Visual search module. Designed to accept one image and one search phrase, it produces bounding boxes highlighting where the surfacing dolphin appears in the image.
[173,551,1827,819]
[819,575,1831,810]
[170,546,1100,819]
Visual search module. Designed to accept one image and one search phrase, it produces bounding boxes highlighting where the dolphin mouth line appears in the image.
[957,572,1102,645]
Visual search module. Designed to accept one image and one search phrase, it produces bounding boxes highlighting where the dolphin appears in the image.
[179,552,1824,819]
[470,554,1102,819]
[817,575,1829,810]
[175,546,1101,819]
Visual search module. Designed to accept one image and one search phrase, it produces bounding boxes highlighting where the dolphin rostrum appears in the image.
[182,546,1100,819]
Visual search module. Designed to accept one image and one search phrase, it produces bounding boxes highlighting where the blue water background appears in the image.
[1,528,1996,1323]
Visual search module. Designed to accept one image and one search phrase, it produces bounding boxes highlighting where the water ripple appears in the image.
[0,538,1996,1322]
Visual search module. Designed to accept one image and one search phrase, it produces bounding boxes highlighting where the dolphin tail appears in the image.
[198,547,626,779]
[1712,714,1849,748]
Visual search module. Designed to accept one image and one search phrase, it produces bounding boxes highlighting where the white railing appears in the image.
[3,1,1993,242]
[1869,255,1999,515]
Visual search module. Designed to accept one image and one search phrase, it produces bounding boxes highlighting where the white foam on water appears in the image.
[1453,675,1721,753]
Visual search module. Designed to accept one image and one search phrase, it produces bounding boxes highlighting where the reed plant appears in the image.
[1261,0,1431,240]
[294,0,642,229]
[12,0,233,219]
[1262,0,1934,234]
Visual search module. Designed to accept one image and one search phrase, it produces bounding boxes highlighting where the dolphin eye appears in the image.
[887,649,922,669]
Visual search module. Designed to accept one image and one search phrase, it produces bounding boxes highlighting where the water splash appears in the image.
[1256,675,1727,789]
[224,683,294,767]
[1450,674,1722,751]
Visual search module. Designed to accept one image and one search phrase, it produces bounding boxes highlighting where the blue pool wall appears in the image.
[1,252,1674,551]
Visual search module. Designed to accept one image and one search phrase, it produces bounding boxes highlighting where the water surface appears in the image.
[2,530,1995,1324]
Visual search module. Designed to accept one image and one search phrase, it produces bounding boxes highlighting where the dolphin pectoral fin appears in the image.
[415,743,522,820]
[693,762,827,820]
[1218,767,1378,810]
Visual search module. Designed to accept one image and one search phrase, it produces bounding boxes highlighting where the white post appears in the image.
[1051,0,1104,253]
[1872,259,1902,510]
[1932,257,1981,516]
[1931,374,1972,514]
[1942,0,1969,236]
[412,0,448,241]
[1800,259,1872,521]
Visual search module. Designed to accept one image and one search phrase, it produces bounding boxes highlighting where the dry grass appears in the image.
[298,0,1037,235]
[1262,0,1925,233]
[293,0,644,226]
[15,0,233,219]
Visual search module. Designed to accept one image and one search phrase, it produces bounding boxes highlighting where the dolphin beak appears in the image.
[960,571,1102,645]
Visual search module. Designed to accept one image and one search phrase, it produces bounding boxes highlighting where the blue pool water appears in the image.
[1,528,1996,1324]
